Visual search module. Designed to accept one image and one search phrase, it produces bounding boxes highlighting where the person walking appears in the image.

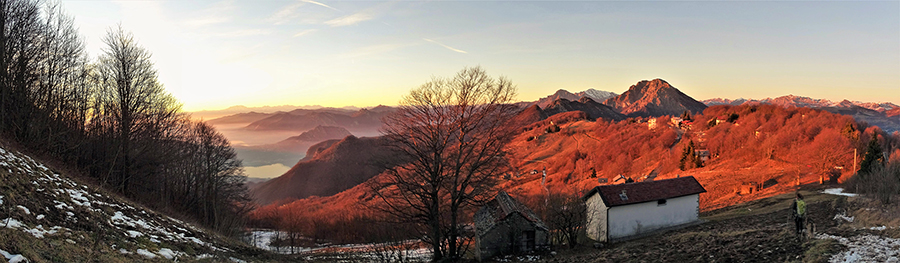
[791,192,807,235]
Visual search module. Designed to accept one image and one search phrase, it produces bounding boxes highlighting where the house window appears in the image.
[657,199,667,206]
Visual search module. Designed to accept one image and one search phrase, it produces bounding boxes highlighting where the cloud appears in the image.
[423,38,468,54]
[325,12,374,27]
[293,29,318,37]
[301,0,339,12]
[270,0,340,25]
[269,2,305,25]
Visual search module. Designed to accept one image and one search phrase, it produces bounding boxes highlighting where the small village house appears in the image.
[474,191,549,261]
[583,176,706,242]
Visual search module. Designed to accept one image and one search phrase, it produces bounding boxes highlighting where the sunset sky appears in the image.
[61,1,899,112]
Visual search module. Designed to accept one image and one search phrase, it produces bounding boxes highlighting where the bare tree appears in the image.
[543,193,586,249]
[374,66,519,261]
[94,24,181,193]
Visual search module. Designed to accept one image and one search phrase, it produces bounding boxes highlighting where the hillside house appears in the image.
[474,191,549,261]
[583,176,706,242]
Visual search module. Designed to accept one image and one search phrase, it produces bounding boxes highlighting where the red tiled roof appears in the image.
[583,176,706,207]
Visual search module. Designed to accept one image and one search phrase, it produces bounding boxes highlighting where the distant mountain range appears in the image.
[542,97,625,121]
[192,104,360,120]
[702,95,898,112]
[531,89,618,109]
[207,106,395,135]
[702,95,900,133]
[249,125,353,153]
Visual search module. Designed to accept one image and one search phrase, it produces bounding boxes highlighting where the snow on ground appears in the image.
[822,188,858,197]
[157,248,182,260]
[0,145,240,261]
[0,248,28,263]
[247,229,432,261]
[136,249,157,259]
[817,233,900,263]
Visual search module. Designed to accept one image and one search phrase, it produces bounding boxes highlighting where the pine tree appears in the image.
[859,133,885,175]
[680,140,695,171]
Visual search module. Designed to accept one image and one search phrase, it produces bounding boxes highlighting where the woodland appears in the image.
[0,0,250,236]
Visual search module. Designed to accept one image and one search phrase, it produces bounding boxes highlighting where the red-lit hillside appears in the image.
[250,103,899,243]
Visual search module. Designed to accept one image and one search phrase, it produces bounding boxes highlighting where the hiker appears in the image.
[790,192,807,234]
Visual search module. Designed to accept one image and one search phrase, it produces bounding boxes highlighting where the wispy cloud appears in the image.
[301,0,339,12]
[270,0,340,25]
[269,2,305,25]
[423,38,468,54]
[325,12,374,27]
[324,1,397,27]
[293,29,318,37]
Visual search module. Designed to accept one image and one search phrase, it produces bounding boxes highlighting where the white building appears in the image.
[583,176,706,242]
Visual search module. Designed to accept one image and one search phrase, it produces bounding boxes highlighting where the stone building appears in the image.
[474,191,549,261]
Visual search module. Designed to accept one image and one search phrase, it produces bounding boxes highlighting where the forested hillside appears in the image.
[0,0,249,237]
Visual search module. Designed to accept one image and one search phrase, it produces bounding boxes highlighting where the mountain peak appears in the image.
[603,79,706,117]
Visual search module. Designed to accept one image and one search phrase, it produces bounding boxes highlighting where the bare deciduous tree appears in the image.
[374,66,519,261]
[95,24,181,193]
[543,193,587,249]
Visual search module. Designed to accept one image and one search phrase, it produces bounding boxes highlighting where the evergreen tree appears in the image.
[680,140,695,171]
[859,133,885,175]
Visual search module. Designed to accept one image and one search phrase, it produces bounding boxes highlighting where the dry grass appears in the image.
[801,238,842,263]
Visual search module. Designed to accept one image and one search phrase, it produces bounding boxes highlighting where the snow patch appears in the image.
[0,248,27,263]
[36,214,44,220]
[822,188,858,197]
[126,230,143,238]
[22,225,63,238]
[817,233,900,263]
[157,248,181,260]
[3,218,25,228]
[16,205,30,215]
[833,213,854,223]
[136,249,156,259]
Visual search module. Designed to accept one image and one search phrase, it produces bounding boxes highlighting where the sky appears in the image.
[60,0,900,112]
